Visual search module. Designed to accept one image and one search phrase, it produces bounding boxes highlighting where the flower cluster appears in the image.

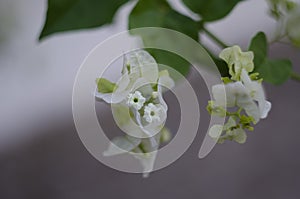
[95,50,174,177]
[207,46,272,144]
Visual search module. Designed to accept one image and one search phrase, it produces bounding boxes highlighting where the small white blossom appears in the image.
[240,69,271,119]
[127,91,146,110]
[96,50,175,177]
[219,45,254,81]
[143,103,161,123]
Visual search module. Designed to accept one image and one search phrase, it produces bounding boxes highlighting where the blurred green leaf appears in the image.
[182,0,243,22]
[249,32,268,66]
[96,78,117,93]
[249,32,292,85]
[257,59,292,85]
[129,0,199,76]
[210,55,230,77]
[40,0,129,40]
[145,49,192,77]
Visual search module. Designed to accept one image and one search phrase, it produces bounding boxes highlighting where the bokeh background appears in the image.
[1,0,300,198]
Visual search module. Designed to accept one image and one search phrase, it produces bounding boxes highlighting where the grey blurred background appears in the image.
[1,0,300,198]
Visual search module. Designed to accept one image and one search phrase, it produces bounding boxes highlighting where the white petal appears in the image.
[131,134,161,177]
[236,91,260,123]
[95,72,131,104]
[212,83,238,107]
[233,128,247,144]
[261,101,272,119]
[212,84,227,107]
[112,104,145,138]
[95,89,129,104]
[241,69,271,119]
[240,69,252,88]
[95,91,113,103]
[103,136,141,156]
[208,125,223,139]
[158,70,175,93]
[115,71,130,93]
[132,150,157,178]
[126,50,159,82]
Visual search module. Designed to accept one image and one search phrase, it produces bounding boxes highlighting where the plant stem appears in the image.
[291,72,300,82]
[203,27,228,49]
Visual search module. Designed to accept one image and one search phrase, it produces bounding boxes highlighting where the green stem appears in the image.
[291,72,300,82]
[203,27,228,49]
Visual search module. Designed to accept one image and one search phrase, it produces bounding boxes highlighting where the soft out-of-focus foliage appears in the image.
[39,0,298,85]
[249,32,292,85]
[39,0,129,39]
[182,0,244,21]
[128,0,199,76]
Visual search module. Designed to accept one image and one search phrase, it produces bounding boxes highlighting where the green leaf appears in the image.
[96,78,117,93]
[201,45,229,77]
[146,49,191,77]
[40,0,129,40]
[129,0,199,40]
[249,32,268,66]
[182,0,243,22]
[212,57,230,77]
[249,32,292,85]
[257,59,292,85]
[129,0,199,76]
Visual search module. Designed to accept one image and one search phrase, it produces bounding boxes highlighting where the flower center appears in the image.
[127,91,146,110]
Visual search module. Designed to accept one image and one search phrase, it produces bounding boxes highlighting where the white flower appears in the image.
[219,45,254,81]
[212,69,271,123]
[127,91,146,110]
[125,50,159,83]
[96,50,175,177]
[95,50,159,104]
[143,103,162,123]
[240,69,272,119]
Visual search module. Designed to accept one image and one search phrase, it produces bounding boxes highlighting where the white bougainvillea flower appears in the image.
[96,50,175,177]
[95,50,159,103]
[127,91,146,110]
[157,70,175,93]
[240,69,272,119]
[95,71,130,104]
[208,45,271,144]
[143,103,162,123]
[212,81,261,122]
[219,45,254,81]
[211,70,272,123]
[131,70,171,138]
[124,50,159,83]
[209,116,247,144]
